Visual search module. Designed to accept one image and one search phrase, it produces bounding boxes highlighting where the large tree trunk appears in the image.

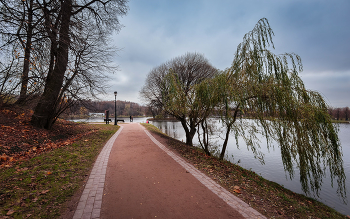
[31,0,72,129]
[180,118,196,146]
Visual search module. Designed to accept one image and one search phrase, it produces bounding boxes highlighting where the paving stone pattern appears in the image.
[73,124,266,219]
[143,125,267,219]
[73,126,124,219]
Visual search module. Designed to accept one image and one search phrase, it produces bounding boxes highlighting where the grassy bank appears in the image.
[0,124,119,218]
[142,123,347,219]
[332,119,350,124]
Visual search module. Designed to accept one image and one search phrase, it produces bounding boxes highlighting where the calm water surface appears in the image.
[150,120,350,215]
[70,117,149,123]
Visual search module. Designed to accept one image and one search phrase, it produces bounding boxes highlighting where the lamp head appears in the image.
[114,91,117,96]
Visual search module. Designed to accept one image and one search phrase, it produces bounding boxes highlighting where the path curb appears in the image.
[73,126,124,219]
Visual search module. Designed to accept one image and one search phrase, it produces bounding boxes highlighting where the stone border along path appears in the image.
[73,124,266,219]
[73,126,124,219]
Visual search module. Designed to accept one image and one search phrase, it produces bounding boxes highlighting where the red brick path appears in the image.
[73,123,266,219]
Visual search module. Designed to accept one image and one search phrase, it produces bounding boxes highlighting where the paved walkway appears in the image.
[73,123,266,219]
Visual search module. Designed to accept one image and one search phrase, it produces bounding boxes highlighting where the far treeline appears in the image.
[61,100,151,119]
[140,18,347,202]
[329,107,350,121]
[64,99,350,122]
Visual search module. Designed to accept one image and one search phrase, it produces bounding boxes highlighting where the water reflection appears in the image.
[154,121,184,141]
[150,120,350,215]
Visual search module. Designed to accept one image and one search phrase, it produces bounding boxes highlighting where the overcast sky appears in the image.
[105,0,350,108]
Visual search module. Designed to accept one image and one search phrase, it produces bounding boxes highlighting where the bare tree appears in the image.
[336,108,341,120]
[147,100,162,118]
[0,47,22,104]
[50,22,119,124]
[140,53,218,146]
[29,0,128,129]
[0,0,47,104]
[344,107,349,121]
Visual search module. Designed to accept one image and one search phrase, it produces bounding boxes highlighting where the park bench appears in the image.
[104,110,124,124]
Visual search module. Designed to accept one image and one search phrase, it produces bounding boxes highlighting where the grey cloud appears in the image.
[105,0,350,107]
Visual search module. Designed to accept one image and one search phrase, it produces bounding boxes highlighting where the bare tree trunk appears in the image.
[31,0,72,129]
[16,0,33,105]
[219,104,239,160]
[344,107,349,121]
[220,124,231,160]
[199,120,211,156]
[336,108,340,120]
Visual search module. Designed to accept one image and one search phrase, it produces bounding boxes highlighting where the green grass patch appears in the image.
[332,119,350,123]
[0,124,119,218]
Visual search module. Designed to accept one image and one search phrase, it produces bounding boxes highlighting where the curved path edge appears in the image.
[73,126,124,219]
[142,124,266,219]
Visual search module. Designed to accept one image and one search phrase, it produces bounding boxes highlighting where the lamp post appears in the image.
[114,91,117,125]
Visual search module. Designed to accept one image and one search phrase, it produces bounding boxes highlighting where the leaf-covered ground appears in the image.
[0,106,119,218]
[0,107,94,169]
[142,123,348,219]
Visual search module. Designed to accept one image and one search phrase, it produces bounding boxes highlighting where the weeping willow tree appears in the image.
[216,18,346,199]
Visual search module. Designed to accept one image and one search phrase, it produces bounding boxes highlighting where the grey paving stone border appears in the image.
[143,126,267,219]
[73,126,124,219]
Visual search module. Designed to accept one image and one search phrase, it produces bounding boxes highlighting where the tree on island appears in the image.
[141,18,346,200]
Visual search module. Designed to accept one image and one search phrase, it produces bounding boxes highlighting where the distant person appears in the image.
[130,116,132,122]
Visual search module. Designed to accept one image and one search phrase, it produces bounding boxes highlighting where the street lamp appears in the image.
[114,91,117,125]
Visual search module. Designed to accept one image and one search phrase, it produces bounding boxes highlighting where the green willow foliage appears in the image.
[215,18,345,200]
[164,71,219,154]
[141,18,346,200]
[164,71,217,124]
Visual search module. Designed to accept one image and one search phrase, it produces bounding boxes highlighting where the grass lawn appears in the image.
[0,124,118,218]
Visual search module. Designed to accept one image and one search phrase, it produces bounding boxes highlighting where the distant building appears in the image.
[89,113,104,117]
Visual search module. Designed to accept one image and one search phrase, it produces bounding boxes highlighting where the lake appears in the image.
[69,117,149,124]
[70,116,349,215]
[149,119,350,216]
